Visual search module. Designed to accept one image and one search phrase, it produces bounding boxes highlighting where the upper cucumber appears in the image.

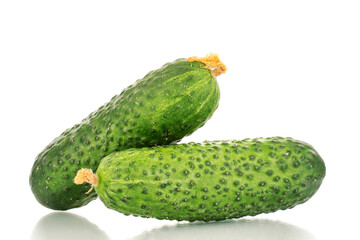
[30,58,220,210]
[94,137,326,221]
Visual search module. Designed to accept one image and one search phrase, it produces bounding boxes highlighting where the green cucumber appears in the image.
[30,54,226,210]
[75,137,326,221]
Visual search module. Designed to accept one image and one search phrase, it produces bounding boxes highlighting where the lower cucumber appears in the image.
[75,137,326,221]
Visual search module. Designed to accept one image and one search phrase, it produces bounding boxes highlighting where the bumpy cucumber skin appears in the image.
[96,137,326,222]
[30,59,220,210]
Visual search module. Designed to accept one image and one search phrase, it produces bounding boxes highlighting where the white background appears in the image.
[1,1,359,239]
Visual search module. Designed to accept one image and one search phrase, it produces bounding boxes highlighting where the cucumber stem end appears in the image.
[187,53,226,77]
[74,168,98,194]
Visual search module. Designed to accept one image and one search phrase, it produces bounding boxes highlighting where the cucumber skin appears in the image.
[30,59,220,210]
[95,137,326,222]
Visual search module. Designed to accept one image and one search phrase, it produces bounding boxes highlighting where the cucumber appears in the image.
[75,137,326,221]
[30,54,226,210]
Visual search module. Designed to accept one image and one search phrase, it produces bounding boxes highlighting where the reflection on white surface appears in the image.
[31,212,316,240]
[31,212,110,240]
[129,219,316,240]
